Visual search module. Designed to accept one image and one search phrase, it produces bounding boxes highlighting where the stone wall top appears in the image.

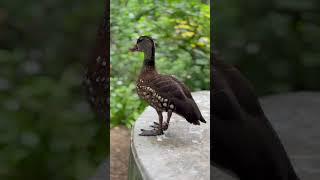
[130,91,210,180]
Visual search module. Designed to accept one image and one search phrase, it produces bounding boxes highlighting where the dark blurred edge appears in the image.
[89,159,109,180]
[210,0,214,177]
[84,0,110,179]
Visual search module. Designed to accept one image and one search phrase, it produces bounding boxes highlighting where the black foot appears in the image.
[150,122,169,131]
[139,129,163,136]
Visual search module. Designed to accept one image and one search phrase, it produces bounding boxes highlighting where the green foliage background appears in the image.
[110,0,210,128]
[214,0,320,95]
[0,1,106,179]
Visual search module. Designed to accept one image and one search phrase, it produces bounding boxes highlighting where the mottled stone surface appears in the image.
[91,92,320,180]
[261,92,320,180]
[130,91,210,180]
[212,92,320,180]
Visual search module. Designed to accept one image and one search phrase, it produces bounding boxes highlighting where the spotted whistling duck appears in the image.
[130,36,206,136]
[212,52,300,180]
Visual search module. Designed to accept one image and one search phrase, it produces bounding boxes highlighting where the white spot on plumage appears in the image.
[163,103,167,107]
[96,56,101,63]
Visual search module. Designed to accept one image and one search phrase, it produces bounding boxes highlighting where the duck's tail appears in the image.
[200,115,206,123]
[185,114,206,125]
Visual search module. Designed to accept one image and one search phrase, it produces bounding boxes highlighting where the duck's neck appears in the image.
[141,46,155,72]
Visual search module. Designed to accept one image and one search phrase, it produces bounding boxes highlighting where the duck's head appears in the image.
[130,36,155,52]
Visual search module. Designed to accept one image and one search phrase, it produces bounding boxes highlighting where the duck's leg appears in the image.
[164,110,172,130]
[139,110,164,136]
[151,110,172,131]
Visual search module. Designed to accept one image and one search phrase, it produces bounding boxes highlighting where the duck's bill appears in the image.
[129,44,139,52]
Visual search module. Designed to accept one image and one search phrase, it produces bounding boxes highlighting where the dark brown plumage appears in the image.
[212,52,300,180]
[130,36,206,136]
[84,5,109,121]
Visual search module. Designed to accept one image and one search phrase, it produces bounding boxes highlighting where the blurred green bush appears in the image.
[110,0,210,128]
[214,0,320,95]
[0,1,106,179]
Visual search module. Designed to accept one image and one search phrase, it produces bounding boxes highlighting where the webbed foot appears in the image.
[150,122,169,131]
[139,128,163,136]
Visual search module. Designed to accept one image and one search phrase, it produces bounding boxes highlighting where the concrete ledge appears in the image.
[90,92,320,180]
[128,91,210,180]
[212,92,320,180]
